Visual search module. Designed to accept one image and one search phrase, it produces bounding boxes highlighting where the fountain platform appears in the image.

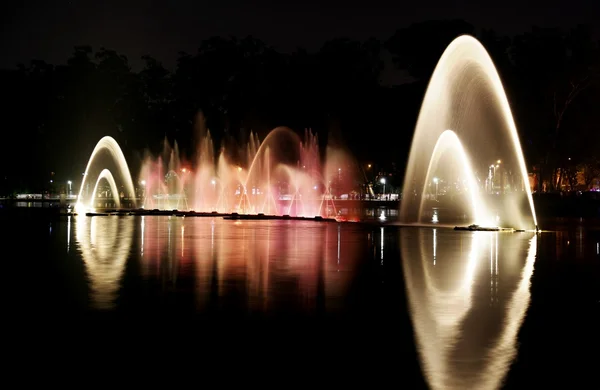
[84,209,337,222]
[223,213,336,222]
[454,224,515,232]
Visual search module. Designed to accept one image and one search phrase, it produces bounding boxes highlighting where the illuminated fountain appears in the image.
[139,126,353,217]
[400,35,537,230]
[75,136,137,213]
[401,228,537,390]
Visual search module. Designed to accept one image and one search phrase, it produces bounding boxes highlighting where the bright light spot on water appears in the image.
[597,242,599,255]
[379,210,386,221]
[141,216,144,255]
[433,228,437,265]
[337,224,341,264]
[380,227,384,262]
[67,216,71,253]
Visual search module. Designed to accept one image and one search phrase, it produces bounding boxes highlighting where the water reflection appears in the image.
[136,218,361,314]
[67,215,71,253]
[75,216,134,310]
[400,228,537,390]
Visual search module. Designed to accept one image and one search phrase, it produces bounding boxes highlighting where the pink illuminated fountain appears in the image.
[139,126,353,217]
[77,124,355,217]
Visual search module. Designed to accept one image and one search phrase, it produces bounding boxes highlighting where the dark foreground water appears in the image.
[3,212,599,387]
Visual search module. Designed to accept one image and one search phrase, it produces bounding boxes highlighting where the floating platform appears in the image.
[84,209,338,222]
[223,213,337,222]
[454,224,514,232]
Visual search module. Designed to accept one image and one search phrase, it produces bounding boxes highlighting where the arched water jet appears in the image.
[76,136,137,213]
[91,169,121,209]
[244,127,303,189]
[400,35,537,229]
[421,130,491,226]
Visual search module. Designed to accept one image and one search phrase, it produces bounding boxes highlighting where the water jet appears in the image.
[400,35,537,231]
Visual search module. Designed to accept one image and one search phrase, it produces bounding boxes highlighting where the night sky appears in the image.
[3,0,599,72]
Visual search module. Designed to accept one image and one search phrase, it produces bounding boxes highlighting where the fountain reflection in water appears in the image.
[75,215,135,309]
[400,35,537,230]
[400,228,537,390]
[137,218,359,314]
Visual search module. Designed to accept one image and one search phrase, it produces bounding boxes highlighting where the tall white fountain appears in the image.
[75,136,137,213]
[400,35,538,230]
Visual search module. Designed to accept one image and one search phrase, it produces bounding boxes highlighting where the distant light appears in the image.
[313,185,318,190]
[67,180,72,185]
[237,167,242,172]
[433,177,438,184]
[181,168,187,173]
[50,180,53,183]
[211,179,216,185]
[367,164,372,169]
[141,180,146,186]
[380,178,386,184]
[497,160,501,164]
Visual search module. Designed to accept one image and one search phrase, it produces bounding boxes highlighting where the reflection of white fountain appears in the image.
[401,228,537,390]
[75,136,137,213]
[75,215,134,310]
[400,35,537,230]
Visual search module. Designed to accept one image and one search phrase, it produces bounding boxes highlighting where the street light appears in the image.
[67,180,72,196]
[433,177,439,200]
[380,177,386,199]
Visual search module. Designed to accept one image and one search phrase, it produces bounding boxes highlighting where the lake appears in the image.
[4,212,598,387]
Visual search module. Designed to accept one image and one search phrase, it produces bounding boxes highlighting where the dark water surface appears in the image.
[4,212,599,387]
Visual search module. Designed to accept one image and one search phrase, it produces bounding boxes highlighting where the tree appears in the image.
[511,25,600,190]
[578,157,600,189]
[386,19,475,80]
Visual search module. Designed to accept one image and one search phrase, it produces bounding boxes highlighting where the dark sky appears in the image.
[2,0,599,71]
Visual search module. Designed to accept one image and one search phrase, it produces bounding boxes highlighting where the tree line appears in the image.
[1,19,599,194]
